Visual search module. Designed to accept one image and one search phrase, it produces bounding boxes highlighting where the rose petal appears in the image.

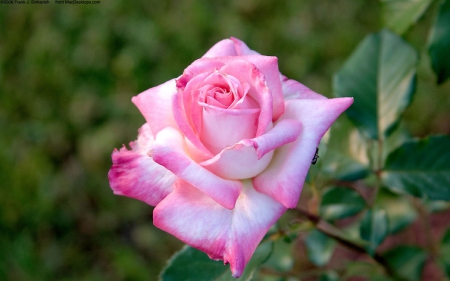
[253,97,354,208]
[108,124,176,206]
[203,39,238,58]
[280,74,327,100]
[235,56,285,121]
[230,37,260,56]
[173,81,214,158]
[218,59,273,137]
[200,142,274,180]
[207,55,285,121]
[150,127,242,210]
[241,118,302,159]
[132,79,178,135]
[199,103,260,155]
[201,119,301,180]
[153,179,286,278]
[199,71,242,108]
[176,60,225,89]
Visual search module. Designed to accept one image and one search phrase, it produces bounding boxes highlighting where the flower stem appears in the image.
[293,208,403,280]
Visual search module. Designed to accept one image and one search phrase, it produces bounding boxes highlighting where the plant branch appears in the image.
[292,208,403,280]
[412,198,439,257]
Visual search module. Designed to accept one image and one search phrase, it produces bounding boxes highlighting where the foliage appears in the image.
[0,0,449,280]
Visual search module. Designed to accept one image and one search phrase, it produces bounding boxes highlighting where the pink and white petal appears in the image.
[203,39,239,58]
[201,119,301,180]
[280,75,327,100]
[210,55,284,121]
[150,127,242,210]
[241,118,302,159]
[253,97,354,208]
[108,124,176,206]
[176,59,225,89]
[172,88,214,158]
[224,181,286,277]
[200,142,274,180]
[230,37,260,56]
[180,71,211,136]
[238,56,285,121]
[153,179,286,278]
[218,60,273,137]
[199,103,260,155]
[132,79,178,135]
[154,180,229,261]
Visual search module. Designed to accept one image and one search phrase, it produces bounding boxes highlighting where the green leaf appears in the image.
[343,261,387,280]
[381,0,433,34]
[263,238,294,272]
[159,242,272,281]
[439,228,450,278]
[304,229,337,267]
[426,200,450,213]
[369,276,396,281]
[382,135,450,200]
[319,271,340,281]
[334,29,417,140]
[320,186,367,221]
[382,125,411,163]
[428,0,450,84]
[360,208,389,256]
[375,188,417,234]
[383,245,427,281]
[321,115,371,181]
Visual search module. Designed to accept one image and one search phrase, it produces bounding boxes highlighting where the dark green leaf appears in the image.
[382,125,411,163]
[383,245,427,281]
[360,208,389,256]
[428,0,450,84]
[369,276,396,281]
[375,188,417,234]
[381,0,433,34]
[263,238,294,272]
[320,186,366,221]
[321,115,371,181]
[159,243,272,281]
[439,228,450,278]
[334,29,417,140]
[304,229,336,267]
[426,200,450,213]
[343,261,387,280]
[160,245,228,281]
[382,135,450,200]
[319,271,340,281]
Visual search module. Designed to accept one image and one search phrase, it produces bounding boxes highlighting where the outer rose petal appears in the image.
[280,75,327,100]
[230,37,260,56]
[108,124,176,206]
[201,119,302,180]
[153,179,286,278]
[253,97,354,208]
[203,39,238,57]
[132,79,178,135]
[150,127,242,210]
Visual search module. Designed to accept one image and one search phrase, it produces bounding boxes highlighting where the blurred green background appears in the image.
[0,1,449,280]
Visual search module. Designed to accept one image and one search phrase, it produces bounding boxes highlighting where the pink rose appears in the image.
[109,37,353,277]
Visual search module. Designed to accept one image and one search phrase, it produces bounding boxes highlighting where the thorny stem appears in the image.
[293,208,404,280]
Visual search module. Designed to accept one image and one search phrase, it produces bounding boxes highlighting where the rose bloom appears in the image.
[109,38,352,277]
